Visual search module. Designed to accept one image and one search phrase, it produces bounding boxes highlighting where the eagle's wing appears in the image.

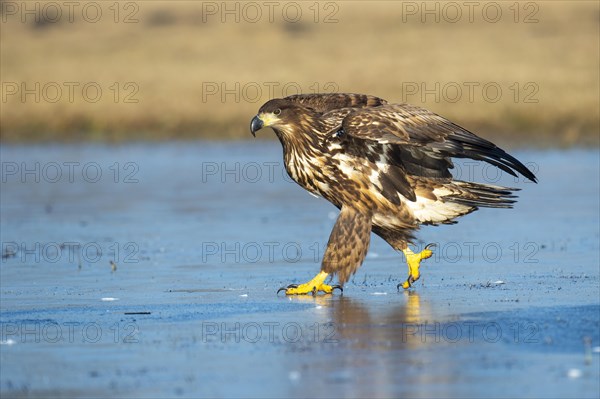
[321,206,371,285]
[340,104,538,182]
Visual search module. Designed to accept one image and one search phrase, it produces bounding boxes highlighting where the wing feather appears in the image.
[341,104,538,182]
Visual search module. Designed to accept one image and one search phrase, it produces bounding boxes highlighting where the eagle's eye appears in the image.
[273,108,281,116]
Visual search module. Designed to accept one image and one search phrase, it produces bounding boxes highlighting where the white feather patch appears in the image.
[372,213,403,228]
[401,188,471,224]
[334,153,358,178]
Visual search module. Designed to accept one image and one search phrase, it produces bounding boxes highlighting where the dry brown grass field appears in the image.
[1,0,598,146]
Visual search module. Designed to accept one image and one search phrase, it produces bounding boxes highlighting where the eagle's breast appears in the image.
[284,141,333,199]
[280,125,420,229]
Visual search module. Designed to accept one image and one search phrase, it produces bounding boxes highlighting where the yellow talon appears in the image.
[399,244,435,290]
[278,271,343,295]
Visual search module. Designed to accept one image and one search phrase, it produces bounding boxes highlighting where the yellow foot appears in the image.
[277,271,343,296]
[398,244,435,290]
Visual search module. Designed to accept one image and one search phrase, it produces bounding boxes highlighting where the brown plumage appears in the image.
[250,93,537,288]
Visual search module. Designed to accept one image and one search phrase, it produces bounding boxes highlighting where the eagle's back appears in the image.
[284,93,387,113]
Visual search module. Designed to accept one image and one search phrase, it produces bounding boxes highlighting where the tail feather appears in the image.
[406,178,523,225]
[447,181,520,209]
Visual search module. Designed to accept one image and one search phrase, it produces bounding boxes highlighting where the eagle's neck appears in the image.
[273,113,329,191]
[273,111,327,159]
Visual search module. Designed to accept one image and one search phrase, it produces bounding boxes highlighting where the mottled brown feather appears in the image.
[285,93,387,113]
[321,206,372,284]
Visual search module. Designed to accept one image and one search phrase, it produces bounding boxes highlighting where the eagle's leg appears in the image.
[398,244,434,290]
[278,206,371,296]
[278,271,342,295]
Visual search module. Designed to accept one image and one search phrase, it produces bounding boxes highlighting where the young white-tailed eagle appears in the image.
[250,93,537,295]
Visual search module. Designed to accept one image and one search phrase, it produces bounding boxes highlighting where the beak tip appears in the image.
[250,115,263,137]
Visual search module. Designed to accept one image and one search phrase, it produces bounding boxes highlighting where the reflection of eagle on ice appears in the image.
[250,93,537,294]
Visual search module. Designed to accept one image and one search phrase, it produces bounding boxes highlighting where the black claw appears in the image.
[398,275,414,291]
[425,243,437,250]
[311,286,317,296]
[277,283,300,295]
[331,285,343,294]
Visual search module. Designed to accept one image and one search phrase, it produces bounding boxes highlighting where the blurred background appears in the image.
[2,2,600,397]
[1,0,598,146]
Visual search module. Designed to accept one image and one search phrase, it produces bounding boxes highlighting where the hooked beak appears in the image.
[250,115,263,137]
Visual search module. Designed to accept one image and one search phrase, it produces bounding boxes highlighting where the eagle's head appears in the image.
[250,98,315,138]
